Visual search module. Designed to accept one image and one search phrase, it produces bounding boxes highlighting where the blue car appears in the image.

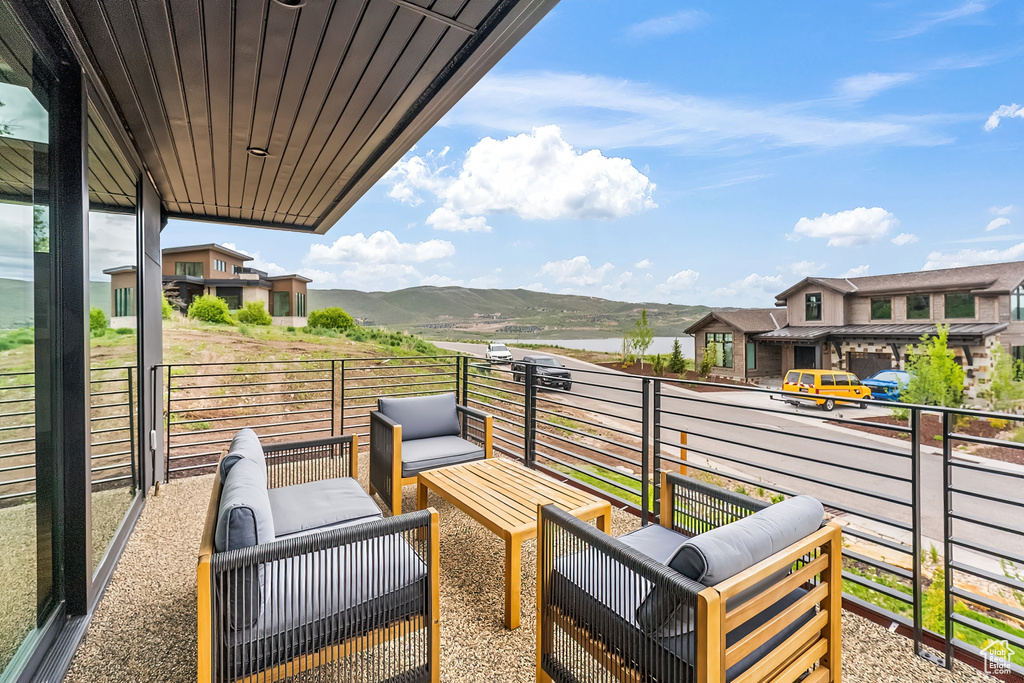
[861,370,911,401]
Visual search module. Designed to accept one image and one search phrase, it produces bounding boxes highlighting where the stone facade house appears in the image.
[685,309,788,381]
[753,260,1024,398]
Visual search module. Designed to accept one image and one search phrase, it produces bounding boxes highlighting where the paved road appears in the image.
[436,341,1023,559]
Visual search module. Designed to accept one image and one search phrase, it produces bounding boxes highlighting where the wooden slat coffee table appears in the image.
[416,457,611,629]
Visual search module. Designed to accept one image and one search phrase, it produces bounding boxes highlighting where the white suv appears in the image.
[485,342,513,363]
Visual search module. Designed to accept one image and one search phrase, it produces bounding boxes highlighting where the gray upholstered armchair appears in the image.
[369,392,493,514]
[537,471,842,683]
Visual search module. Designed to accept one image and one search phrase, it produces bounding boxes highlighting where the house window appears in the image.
[113,287,135,317]
[214,259,226,272]
[233,265,243,275]
[805,292,822,321]
[273,291,290,316]
[295,292,307,317]
[870,297,892,320]
[217,287,242,311]
[745,341,756,370]
[944,291,975,318]
[706,332,733,368]
[907,294,930,319]
[175,261,203,277]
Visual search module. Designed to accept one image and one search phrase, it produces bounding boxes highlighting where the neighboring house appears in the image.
[753,260,1024,398]
[105,243,311,327]
[685,309,788,381]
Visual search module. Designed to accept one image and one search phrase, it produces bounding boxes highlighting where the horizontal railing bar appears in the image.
[950,585,1024,624]
[169,417,330,442]
[948,511,1024,537]
[166,450,221,462]
[841,570,913,604]
[535,439,643,479]
[656,405,912,461]
[948,432,1024,451]
[657,439,913,507]
[949,535,1024,567]
[346,379,456,393]
[535,417,642,455]
[343,388,453,401]
[91,474,133,485]
[836,525,914,554]
[169,426,332,451]
[169,397,329,412]
[172,408,327,426]
[0,450,35,461]
[90,450,132,461]
[533,453,643,499]
[533,405,640,439]
[949,486,1024,509]
[171,378,330,391]
[843,549,914,580]
[343,370,455,382]
[949,611,1024,650]
[170,368,331,380]
[950,458,1024,481]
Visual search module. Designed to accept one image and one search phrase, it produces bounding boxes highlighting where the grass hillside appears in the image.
[308,286,709,339]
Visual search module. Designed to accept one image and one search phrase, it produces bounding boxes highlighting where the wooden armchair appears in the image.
[536,471,842,683]
[369,392,493,514]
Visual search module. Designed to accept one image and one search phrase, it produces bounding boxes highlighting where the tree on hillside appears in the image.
[668,337,686,374]
[630,308,654,368]
[900,325,965,409]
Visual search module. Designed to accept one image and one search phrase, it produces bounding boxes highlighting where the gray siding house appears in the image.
[754,260,1024,398]
[685,309,788,381]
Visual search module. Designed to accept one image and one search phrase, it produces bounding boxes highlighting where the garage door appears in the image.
[847,351,893,379]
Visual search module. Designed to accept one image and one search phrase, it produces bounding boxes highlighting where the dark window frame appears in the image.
[745,341,756,370]
[113,287,135,317]
[870,297,892,320]
[706,332,733,368]
[943,291,975,319]
[174,261,203,277]
[213,258,226,272]
[805,292,822,321]
[907,293,931,320]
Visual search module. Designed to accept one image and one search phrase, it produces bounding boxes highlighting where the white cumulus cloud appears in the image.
[710,273,785,304]
[991,204,1014,215]
[634,259,653,269]
[790,207,898,247]
[540,256,614,287]
[985,104,1024,131]
[892,233,919,246]
[787,260,827,277]
[383,126,656,231]
[305,231,454,265]
[659,269,700,292]
[843,265,870,277]
[923,242,1024,270]
[986,217,1011,231]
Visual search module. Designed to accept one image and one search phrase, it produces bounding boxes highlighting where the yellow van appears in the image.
[782,369,872,411]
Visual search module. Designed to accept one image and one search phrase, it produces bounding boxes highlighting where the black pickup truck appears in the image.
[511,355,572,391]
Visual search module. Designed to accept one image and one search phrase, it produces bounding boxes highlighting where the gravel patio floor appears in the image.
[64,462,997,683]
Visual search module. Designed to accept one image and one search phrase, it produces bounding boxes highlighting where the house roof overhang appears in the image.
[162,244,255,261]
[57,0,560,234]
[753,322,1007,345]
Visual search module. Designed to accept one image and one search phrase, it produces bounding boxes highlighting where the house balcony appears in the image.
[10,355,1013,683]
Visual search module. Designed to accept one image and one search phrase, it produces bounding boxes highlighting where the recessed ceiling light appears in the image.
[273,0,305,7]
[246,146,270,158]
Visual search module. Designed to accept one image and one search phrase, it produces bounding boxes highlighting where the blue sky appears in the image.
[163,0,1024,307]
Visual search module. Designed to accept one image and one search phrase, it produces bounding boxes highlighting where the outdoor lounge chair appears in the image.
[369,392,493,514]
[197,429,440,683]
[536,471,842,683]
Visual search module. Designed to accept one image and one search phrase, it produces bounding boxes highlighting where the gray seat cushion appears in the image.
[219,428,267,487]
[378,393,461,441]
[400,435,484,477]
[269,477,382,537]
[549,543,813,681]
[668,495,824,584]
[221,532,429,679]
[215,457,275,553]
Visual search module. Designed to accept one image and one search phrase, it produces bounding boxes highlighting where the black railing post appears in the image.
[653,378,662,523]
[641,377,651,525]
[127,366,137,493]
[942,409,954,669]
[330,360,337,436]
[911,406,924,659]
[165,364,172,483]
[525,363,536,467]
[460,355,469,406]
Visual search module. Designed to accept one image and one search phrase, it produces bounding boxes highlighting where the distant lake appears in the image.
[515,336,694,358]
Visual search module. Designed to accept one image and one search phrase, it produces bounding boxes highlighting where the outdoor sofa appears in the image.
[537,471,842,683]
[197,429,440,683]
[369,392,493,514]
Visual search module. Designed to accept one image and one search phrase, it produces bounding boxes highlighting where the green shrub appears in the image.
[114,327,134,335]
[89,307,108,335]
[286,326,296,333]
[651,354,665,376]
[236,300,272,325]
[698,343,718,376]
[187,294,233,325]
[923,567,946,635]
[0,328,34,352]
[161,291,175,320]
[900,325,965,409]
[307,307,354,330]
[985,342,1024,411]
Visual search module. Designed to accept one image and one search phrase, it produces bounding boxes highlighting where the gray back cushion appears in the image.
[215,457,275,553]
[668,495,824,584]
[378,393,461,441]
[219,428,267,488]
